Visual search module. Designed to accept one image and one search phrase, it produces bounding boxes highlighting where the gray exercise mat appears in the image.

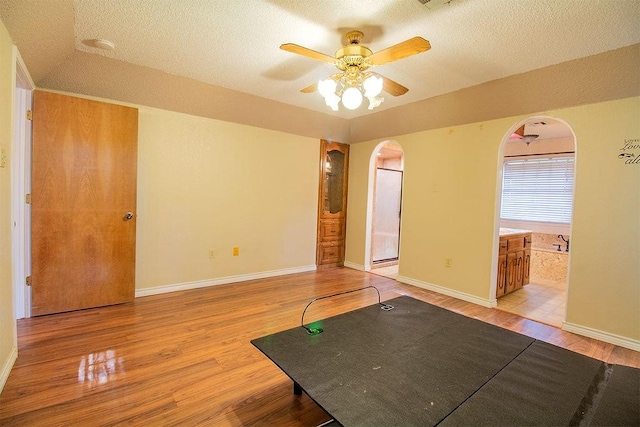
[251,296,639,426]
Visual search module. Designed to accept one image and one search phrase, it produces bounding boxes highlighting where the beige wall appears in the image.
[562,98,639,340]
[0,19,16,389]
[135,107,319,291]
[346,97,640,343]
[0,86,321,390]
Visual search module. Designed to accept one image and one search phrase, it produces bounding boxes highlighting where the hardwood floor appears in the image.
[1,268,638,426]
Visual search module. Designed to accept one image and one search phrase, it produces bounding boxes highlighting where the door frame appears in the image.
[364,140,404,271]
[11,47,34,319]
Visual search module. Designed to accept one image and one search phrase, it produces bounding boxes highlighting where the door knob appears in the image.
[123,212,135,221]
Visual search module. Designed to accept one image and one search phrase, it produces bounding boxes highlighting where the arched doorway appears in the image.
[368,141,404,279]
[493,117,576,327]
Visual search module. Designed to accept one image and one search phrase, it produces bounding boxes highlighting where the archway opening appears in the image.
[367,141,404,279]
[493,117,576,327]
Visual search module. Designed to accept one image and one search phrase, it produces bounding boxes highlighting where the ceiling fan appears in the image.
[510,124,539,145]
[280,30,431,110]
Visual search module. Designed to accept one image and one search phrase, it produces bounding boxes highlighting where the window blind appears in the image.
[501,157,575,224]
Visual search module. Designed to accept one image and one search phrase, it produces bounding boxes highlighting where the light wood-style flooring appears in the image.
[1,268,638,426]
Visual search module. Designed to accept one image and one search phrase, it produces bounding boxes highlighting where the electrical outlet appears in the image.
[233,247,239,256]
[208,250,216,259]
[445,258,452,267]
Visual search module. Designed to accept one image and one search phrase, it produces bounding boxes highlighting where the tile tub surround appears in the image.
[531,249,569,283]
[533,232,570,253]
[530,233,570,283]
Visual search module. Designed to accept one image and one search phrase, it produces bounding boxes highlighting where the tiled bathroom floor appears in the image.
[371,264,566,328]
[370,264,398,280]
[496,279,567,327]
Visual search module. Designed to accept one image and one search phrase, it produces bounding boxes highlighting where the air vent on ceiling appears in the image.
[416,0,455,10]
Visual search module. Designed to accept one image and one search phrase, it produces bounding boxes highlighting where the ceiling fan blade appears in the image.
[372,73,408,96]
[368,37,431,66]
[300,82,318,93]
[511,124,525,138]
[280,43,336,64]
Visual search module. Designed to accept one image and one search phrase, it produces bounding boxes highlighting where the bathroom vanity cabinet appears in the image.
[497,229,532,298]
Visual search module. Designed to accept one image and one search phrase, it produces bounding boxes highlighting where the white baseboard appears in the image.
[135,265,317,298]
[562,322,640,352]
[0,345,18,393]
[343,261,366,271]
[397,275,495,308]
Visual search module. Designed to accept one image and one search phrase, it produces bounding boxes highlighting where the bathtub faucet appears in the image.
[558,235,570,252]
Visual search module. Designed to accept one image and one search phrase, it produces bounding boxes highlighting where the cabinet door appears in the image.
[514,250,524,290]
[496,254,507,297]
[506,252,521,294]
[523,248,531,285]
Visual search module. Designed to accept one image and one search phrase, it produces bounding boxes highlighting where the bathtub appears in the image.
[530,243,569,284]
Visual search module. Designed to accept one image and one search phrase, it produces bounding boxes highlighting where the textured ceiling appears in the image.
[2,0,639,119]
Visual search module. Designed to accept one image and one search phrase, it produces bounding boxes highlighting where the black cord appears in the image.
[301,285,394,335]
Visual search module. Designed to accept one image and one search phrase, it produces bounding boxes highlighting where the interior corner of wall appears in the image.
[0,344,18,393]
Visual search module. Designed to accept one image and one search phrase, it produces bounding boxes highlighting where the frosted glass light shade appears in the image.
[363,75,383,97]
[325,93,340,111]
[318,79,337,97]
[341,87,363,110]
[367,96,383,110]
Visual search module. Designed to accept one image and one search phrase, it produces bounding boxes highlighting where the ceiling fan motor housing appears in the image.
[335,45,373,71]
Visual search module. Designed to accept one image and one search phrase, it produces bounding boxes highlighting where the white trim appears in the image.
[0,345,18,393]
[562,322,640,352]
[14,48,34,89]
[135,265,317,298]
[397,275,496,308]
[11,47,34,320]
[344,261,366,271]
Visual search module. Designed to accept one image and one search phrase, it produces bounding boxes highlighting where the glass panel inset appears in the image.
[325,150,344,214]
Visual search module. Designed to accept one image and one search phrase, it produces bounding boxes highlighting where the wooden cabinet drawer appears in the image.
[318,241,343,265]
[506,236,525,252]
[499,237,508,255]
[320,220,344,241]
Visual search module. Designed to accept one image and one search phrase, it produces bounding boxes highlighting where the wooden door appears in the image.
[316,140,349,268]
[31,91,138,316]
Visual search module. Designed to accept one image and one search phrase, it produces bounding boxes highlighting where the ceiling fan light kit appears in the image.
[521,134,540,146]
[510,124,540,145]
[319,73,384,110]
[281,30,431,111]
